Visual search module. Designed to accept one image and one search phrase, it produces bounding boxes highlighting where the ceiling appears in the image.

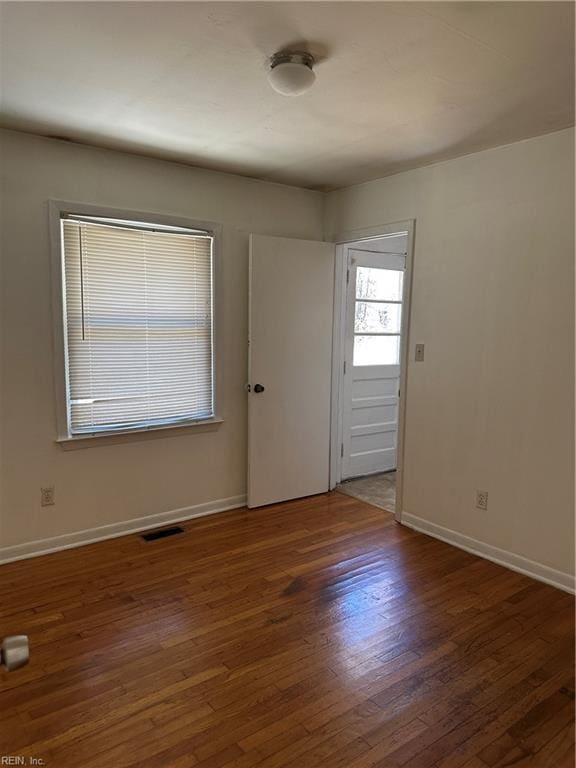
[0,2,573,191]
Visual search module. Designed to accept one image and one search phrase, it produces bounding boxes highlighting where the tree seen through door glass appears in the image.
[356,266,403,301]
[354,301,401,333]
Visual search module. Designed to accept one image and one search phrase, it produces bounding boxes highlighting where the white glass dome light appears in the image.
[268,51,316,96]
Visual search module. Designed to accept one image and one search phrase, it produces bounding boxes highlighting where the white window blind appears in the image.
[61,216,214,435]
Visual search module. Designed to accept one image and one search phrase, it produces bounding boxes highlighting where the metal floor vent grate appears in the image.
[141,526,185,542]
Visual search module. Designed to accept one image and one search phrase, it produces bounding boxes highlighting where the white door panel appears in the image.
[351,421,397,438]
[347,447,396,477]
[248,234,334,508]
[351,428,396,452]
[351,401,397,425]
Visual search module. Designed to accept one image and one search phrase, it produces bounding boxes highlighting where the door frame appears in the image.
[329,220,416,523]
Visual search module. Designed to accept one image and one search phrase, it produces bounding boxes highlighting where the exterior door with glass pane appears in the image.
[342,248,406,479]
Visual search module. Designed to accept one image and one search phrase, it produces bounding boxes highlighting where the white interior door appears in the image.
[342,247,406,479]
[248,234,334,508]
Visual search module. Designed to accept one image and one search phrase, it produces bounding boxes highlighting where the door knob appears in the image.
[253,384,265,393]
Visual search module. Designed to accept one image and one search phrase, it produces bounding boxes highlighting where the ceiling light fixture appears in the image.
[268,51,316,96]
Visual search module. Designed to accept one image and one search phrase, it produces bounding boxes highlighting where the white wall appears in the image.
[0,130,324,552]
[326,128,575,583]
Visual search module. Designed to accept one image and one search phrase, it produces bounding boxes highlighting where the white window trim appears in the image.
[49,200,224,448]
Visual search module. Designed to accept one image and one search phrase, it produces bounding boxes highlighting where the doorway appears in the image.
[330,223,414,519]
[246,223,413,515]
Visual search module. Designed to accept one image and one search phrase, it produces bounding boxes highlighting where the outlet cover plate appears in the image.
[41,487,55,506]
[476,490,488,511]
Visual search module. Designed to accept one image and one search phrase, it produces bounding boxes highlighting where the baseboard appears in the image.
[401,512,575,595]
[0,495,247,565]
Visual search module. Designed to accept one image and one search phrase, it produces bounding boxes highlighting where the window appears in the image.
[59,213,215,436]
[353,265,404,366]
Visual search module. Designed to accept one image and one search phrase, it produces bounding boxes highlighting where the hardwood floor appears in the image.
[1,492,574,767]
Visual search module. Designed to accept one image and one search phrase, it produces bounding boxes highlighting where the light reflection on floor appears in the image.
[313,530,416,679]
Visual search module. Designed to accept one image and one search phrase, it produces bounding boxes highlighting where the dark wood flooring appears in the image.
[1,492,574,767]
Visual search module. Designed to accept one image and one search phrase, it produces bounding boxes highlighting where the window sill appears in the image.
[56,418,224,450]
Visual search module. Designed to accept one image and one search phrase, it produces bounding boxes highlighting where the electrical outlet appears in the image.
[476,490,488,511]
[415,344,425,362]
[41,486,55,507]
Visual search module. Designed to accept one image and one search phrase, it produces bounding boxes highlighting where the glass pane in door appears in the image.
[353,335,400,366]
[356,267,403,301]
[354,302,401,333]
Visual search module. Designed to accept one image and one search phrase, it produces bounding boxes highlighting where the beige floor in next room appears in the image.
[338,471,397,512]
